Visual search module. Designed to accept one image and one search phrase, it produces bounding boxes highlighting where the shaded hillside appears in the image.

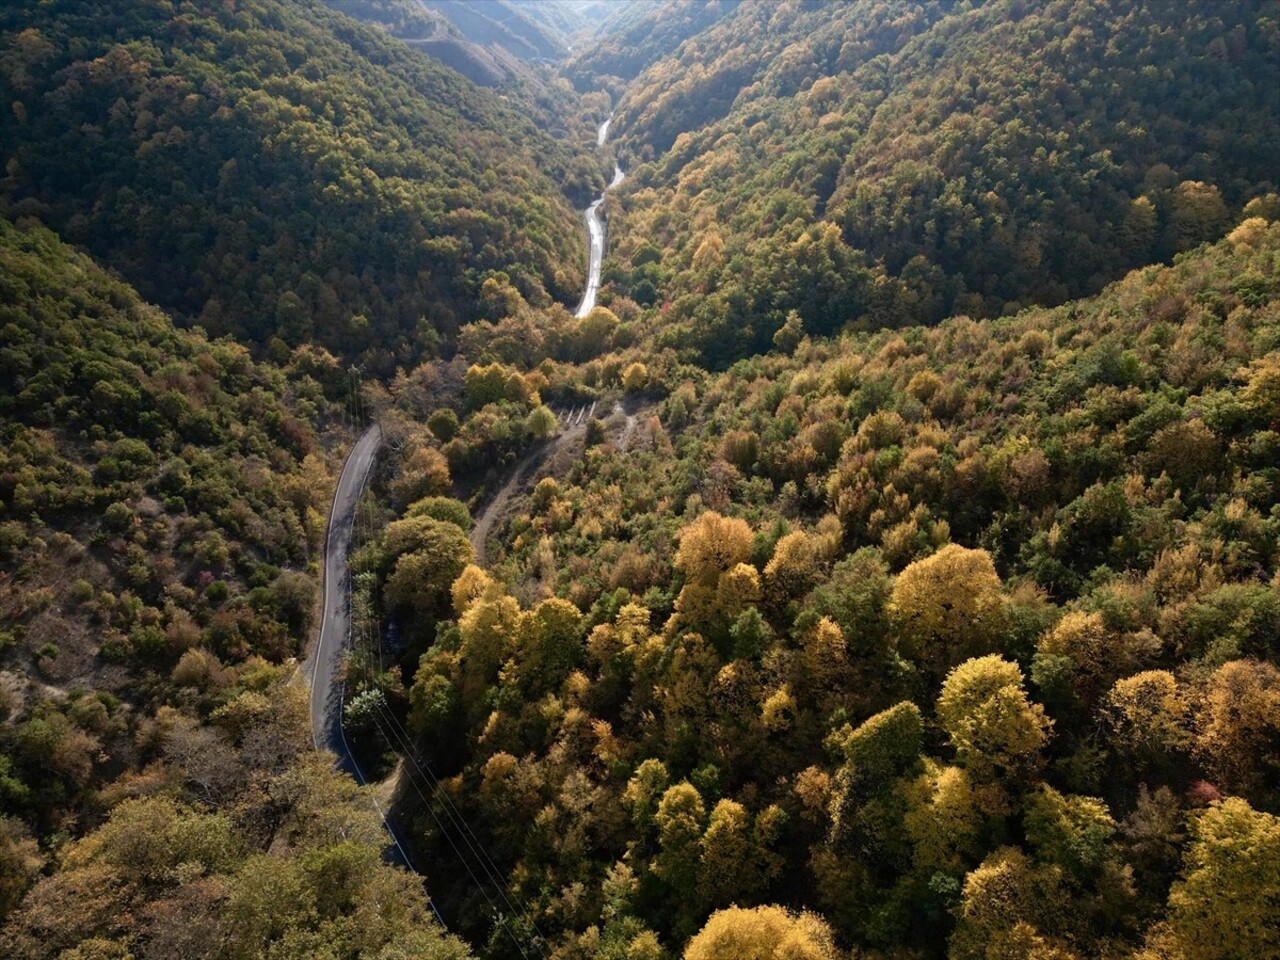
[564,0,742,96]
[0,216,386,918]
[324,0,610,159]
[0,0,600,372]
[605,0,1280,365]
[420,0,568,61]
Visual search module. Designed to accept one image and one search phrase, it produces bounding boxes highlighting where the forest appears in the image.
[1,1,1278,959]
[604,0,1280,365]
[0,0,606,374]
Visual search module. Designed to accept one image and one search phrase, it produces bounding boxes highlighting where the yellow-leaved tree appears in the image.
[890,544,1007,683]
[685,905,841,960]
[674,511,755,629]
[937,655,1052,811]
[1166,798,1280,960]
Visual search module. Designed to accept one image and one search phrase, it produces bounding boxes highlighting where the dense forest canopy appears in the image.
[2,1,1280,959]
[0,0,604,373]
[367,214,1280,960]
[603,0,1280,365]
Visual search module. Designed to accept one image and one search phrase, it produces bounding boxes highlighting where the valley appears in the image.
[1,2,1279,959]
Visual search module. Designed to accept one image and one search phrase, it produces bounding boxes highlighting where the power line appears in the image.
[364,649,549,959]
[338,371,549,958]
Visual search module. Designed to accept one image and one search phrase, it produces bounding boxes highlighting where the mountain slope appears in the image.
[399,211,1280,960]
[605,0,1280,364]
[0,0,598,371]
[563,0,743,96]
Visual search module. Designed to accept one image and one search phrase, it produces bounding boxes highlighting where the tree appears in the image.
[1033,611,1119,708]
[800,617,849,694]
[832,700,923,787]
[576,306,620,360]
[716,563,762,620]
[623,759,671,837]
[391,446,451,506]
[384,519,475,618]
[1238,354,1280,426]
[1166,798,1280,960]
[622,362,649,392]
[950,848,1076,960]
[427,408,459,442]
[271,571,317,637]
[699,799,755,909]
[1023,785,1117,883]
[684,906,840,960]
[674,512,754,628]
[464,363,516,408]
[527,404,559,439]
[829,701,923,850]
[654,782,707,896]
[1193,659,1280,798]
[457,593,522,710]
[0,818,41,920]
[406,496,473,531]
[773,310,804,354]
[675,512,754,586]
[902,761,983,875]
[890,544,1007,682]
[1101,670,1187,763]
[937,656,1052,805]
[1198,660,1280,798]
[512,597,584,696]
[764,530,827,604]
[451,564,495,617]
[1171,180,1229,251]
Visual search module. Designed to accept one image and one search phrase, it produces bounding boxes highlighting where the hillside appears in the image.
[325,0,530,87]
[324,0,610,151]
[603,0,1280,365]
[389,213,1280,959]
[421,0,569,61]
[0,0,601,372]
[2,2,1279,959]
[0,216,467,949]
[563,0,743,97]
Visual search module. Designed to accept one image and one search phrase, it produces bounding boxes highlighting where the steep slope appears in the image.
[325,0,528,87]
[398,213,1280,959]
[0,215,338,890]
[0,0,598,371]
[604,0,1280,365]
[323,0,608,160]
[0,215,476,956]
[564,0,742,96]
[419,0,569,61]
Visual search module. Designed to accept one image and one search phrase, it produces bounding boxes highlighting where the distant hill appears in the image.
[0,0,599,372]
[420,0,569,61]
[324,0,529,86]
[564,0,742,96]
[329,0,623,86]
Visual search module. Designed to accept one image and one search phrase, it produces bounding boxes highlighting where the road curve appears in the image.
[574,117,626,319]
[308,423,382,765]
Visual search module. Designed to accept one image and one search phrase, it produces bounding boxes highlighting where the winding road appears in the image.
[575,117,625,318]
[304,112,624,880]
[307,424,381,765]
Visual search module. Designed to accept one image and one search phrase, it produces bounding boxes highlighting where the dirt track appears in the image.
[469,421,586,565]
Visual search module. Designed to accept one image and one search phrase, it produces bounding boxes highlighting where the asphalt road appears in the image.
[574,118,626,318]
[308,423,381,767]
